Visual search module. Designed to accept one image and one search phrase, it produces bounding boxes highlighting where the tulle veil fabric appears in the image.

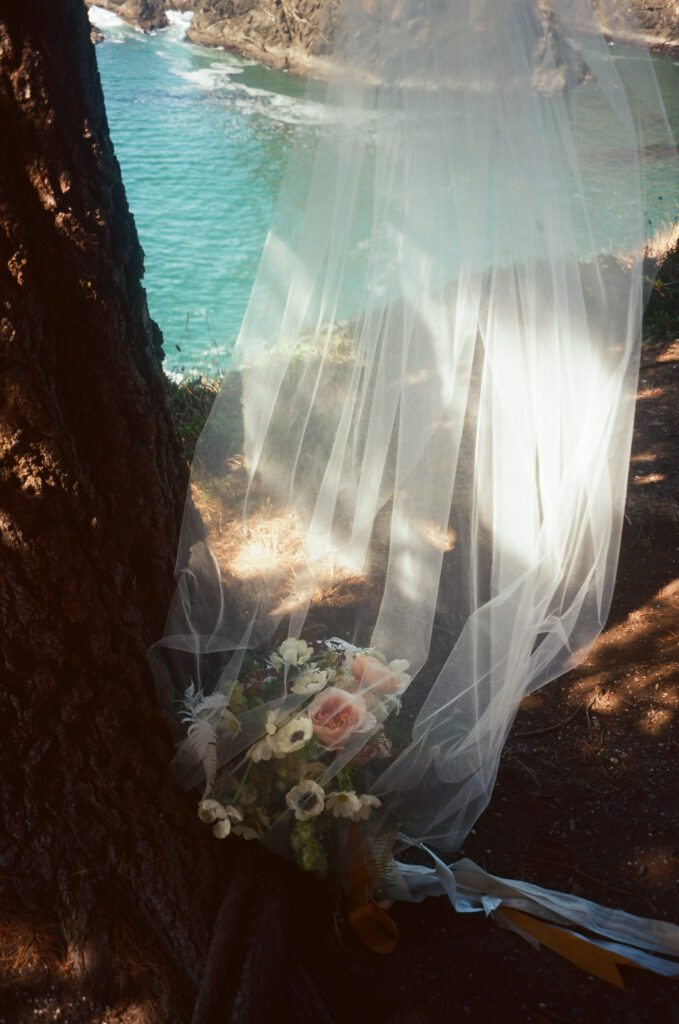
[152,0,676,861]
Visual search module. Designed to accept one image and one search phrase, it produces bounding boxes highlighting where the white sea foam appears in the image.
[227,81,375,133]
[88,5,126,31]
[88,4,149,39]
[88,6,123,28]
[170,58,246,93]
[233,84,327,126]
[175,67,234,91]
[166,10,194,32]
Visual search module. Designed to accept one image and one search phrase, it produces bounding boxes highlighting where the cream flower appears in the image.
[291,669,328,695]
[270,714,313,755]
[350,653,411,696]
[265,708,285,735]
[247,709,286,761]
[354,794,382,821]
[224,804,243,822]
[197,798,227,823]
[199,801,244,836]
[232,824,258,840]
[248,736,274,762]
[271,638,313,669]
[326,790,361,818]
[285,780,325,821]
[212,818,231,839]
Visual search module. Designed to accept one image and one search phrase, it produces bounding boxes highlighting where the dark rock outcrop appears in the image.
[85,0,170,33]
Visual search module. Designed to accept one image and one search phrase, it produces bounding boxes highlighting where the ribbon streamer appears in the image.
[347,823,400,954]
[383,851,679,985]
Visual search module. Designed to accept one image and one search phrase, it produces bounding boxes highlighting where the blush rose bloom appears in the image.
[350,653,411,696]
[308,687,377,750]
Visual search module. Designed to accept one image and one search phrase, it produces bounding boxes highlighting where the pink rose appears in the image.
[308,687,376,750]
[350,653,411,696]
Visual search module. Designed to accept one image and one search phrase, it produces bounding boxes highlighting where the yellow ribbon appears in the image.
[496,907,640,988]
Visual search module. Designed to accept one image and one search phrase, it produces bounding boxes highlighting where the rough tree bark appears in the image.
[0,4,338,1020]
[0,0,224,1007]
[3,4,677,1023]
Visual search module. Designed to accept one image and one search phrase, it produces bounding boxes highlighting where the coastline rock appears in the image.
[85,0,678,66]
[85,0,170,34]
[120,0,169,31]
[595,0,679,51]
[630,0,679,48]
[90,23,104,43]
[186,0,331,76]
[184,0,679,80]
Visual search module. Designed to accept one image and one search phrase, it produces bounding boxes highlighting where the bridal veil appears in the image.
[152,0,677,871]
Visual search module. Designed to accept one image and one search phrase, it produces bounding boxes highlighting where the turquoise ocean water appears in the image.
[90,7,679,375]
[90,7,316,374]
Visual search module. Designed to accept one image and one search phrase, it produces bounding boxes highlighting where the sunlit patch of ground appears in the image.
[0,899,177,1024]
[467,297,679,970]
[192,465,375,624]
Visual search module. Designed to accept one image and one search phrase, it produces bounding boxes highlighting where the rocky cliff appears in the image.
[85,0,194,34]
[87,0,679,67]
[635,2,679,48]
[597,0,679,49]
[187,0,679,73]
[185,0,330,75]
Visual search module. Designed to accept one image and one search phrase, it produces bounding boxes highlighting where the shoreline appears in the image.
[87,2,679,73]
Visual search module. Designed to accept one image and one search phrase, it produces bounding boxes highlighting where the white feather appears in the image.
[186,718,218,793]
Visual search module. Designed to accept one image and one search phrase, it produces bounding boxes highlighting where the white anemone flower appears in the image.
[326,790,361,819]
[271,638,313,669]
[354,794,382,821]
[291,669,328,695]
[270,714,313,755]
[285,780,325,821]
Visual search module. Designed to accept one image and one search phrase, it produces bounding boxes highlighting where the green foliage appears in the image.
[166,374,220,462]
[644,240,679,343]
[290,818,328,876]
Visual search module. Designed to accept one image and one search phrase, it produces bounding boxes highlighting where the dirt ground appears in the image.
[2,278,679,1022]
[286,322,679,1023]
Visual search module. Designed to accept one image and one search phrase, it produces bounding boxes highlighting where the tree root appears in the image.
[192,846,336,1023]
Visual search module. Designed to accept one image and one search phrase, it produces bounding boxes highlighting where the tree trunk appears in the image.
[0,6,339,1020]
[0,0,223,1002]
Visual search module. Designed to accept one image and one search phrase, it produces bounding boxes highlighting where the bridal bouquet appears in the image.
[180,637,411,875]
